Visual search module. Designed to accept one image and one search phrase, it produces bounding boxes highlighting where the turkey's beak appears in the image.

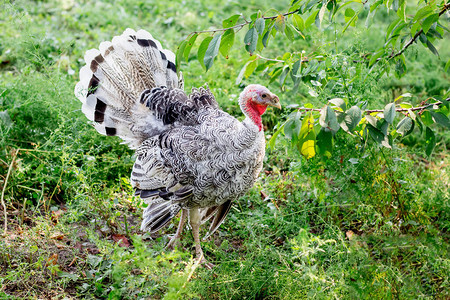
[268,95,281,109]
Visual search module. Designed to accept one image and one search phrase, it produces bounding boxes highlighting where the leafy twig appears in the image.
[389,3,450,60]
[295,98,449,113]
[353,4,449,64]
[188,9,300,37]
[364,98,449,114]
[1,149,18,236]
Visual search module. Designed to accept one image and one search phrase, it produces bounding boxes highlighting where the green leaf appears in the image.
[396,0,406,21]
[267,121,286,150]
[255,18,265,35]
[244,59,258,78]
[378,119,389,135]
[319,105,340,134]
[235,59,256,85]
[292,14,305,31]
[183,33,198,62]
[223,14,241,28]
[386,18,402,39]
[59,271,79,281]
[421,110,433,126]
[284,112,302,141]
[316,129,333,158]
[344,8,355,22]
[396,62,407,78]
[422,13,439,34]
[343,106,362,132]
[311,80,322,87]
[367,124,385,144]
[318,4,327,27]
[369,48,385,66]
[274,14,286,32]
[396,117,414,136]
[262,25,273,47]
[298,113,316,159]
[426,39,439,56]
[370,0,383,12]
[383,103,396,124]
[413,6,434,22]
[204,34,222,71]
[329,98,346,111]
[365,114,378,127]
[285,24,295,41]
[269,67,283,84]
[431,112,450,128]
[292,59,301,76]
[343,8,359,33]
[411,21,421,37]
[176,40,188,69]
[395,58,406,75]
[197,36,213,70]
[445,59,450,72]
[416,115,423,133]
[219,29,235,58]
[308,89,318,97]
[365,9,375,28]
[392,0,399,12]
[394,93,412,103]
[367,124,391,148]
[305,10,319,29]
[279,66,290,86]
[244,27,258,54]
[425,127,436,157]
[399,103,413,109]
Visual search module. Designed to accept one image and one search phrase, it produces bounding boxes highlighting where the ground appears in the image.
[0,0,449,299]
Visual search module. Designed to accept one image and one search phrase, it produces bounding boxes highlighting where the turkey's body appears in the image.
[133,113,265,209]
[75,29,279,262]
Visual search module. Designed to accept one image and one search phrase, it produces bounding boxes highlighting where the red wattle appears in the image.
[245,101,267,131]
[252,103,267,115]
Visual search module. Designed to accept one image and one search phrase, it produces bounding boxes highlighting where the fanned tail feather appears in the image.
[75,28,183,148]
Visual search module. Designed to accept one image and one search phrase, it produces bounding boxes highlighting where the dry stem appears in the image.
[1,149,18,236]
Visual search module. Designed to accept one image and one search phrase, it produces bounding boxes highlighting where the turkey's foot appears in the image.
[195,252,215,269]
[199,257,215,269]
[165,235,181,250]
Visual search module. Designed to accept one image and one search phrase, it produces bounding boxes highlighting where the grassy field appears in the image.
[0,0,449,299]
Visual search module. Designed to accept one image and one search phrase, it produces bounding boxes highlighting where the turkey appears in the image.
[74,28,280,264]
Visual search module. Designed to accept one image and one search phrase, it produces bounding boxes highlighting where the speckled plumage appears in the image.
[75,29,280,262]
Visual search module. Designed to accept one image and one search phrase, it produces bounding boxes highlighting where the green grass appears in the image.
[1,0,449,299]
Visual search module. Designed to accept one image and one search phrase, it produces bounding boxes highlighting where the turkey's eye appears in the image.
[261,94,267,98]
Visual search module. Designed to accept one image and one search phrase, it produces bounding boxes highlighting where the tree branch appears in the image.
[296,98,449,114]
[364,98,450,114]
[256,54,285,63]
[296,107,322,112]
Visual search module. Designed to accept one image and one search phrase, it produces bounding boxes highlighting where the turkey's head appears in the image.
[239,84,281,131]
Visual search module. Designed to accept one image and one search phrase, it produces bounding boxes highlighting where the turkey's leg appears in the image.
[188,208,203,258]
[166,209,187,250]
[189,208,214,269]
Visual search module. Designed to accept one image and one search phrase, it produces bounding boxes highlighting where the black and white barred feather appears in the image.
[74,28,182,147]
[75,28,266,237]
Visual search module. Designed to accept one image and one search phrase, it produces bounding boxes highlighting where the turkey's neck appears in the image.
[239,98,266,131]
